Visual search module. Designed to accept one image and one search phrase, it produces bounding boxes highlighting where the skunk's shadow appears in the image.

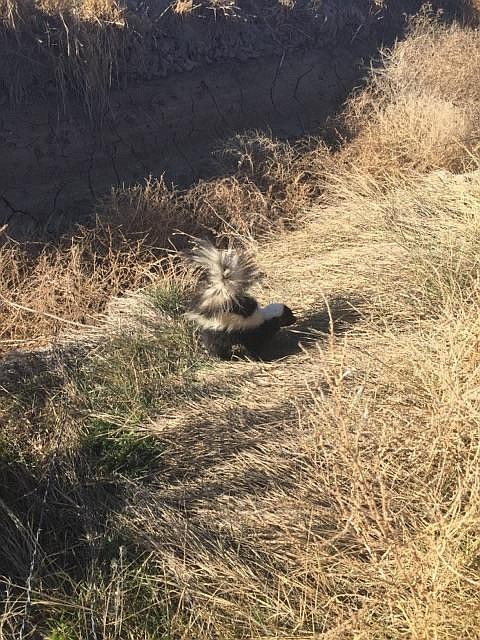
[258,295,363,362]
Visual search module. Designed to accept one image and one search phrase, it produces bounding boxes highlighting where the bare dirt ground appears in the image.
[0,45,367,238]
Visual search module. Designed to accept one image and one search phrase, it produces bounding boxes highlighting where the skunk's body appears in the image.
[185,239,296,360]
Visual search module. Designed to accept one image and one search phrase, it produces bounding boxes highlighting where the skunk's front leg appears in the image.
[200,329,233,360]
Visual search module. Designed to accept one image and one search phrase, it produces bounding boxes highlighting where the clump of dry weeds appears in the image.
[339,10,480,176]
[0,221,164,351]
[98,176,189,247]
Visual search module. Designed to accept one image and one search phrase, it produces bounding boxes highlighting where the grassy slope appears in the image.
[2,10,480,640]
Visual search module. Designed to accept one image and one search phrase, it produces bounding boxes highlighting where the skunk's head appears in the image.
[261,303,297,326]
[278,304,297,327]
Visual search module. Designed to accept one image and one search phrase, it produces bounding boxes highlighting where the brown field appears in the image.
[1,7,480,640]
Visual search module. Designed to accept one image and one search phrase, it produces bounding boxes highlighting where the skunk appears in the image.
[185,239,296,360]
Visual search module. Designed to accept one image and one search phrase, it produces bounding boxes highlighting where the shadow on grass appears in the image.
[0,293,361,635]
[0,453,128,582]
[0,449,150,638]
[257,295,364,362]
[139,294,362,501]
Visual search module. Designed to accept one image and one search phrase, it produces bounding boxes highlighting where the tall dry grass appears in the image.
[339,10,480,176]
[0,222,164,350]
[0,0,125,113]
[100,166,480,640]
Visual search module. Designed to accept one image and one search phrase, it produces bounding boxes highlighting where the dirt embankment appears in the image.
[0,0,459,238]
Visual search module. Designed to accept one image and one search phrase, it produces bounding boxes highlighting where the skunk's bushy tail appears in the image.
[190,238,261,311]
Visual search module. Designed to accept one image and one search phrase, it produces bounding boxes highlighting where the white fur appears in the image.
[185,309,266,332]
[186,303,285,333]
[188,240,286,334]
[260,303,285,321]
[191,240,259,305]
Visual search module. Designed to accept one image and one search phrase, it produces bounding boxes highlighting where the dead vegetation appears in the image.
[0,140,322,352]
[339,9,480,176]
[2,9,480,640]
[0,0,125,115]
[0,222,165,349]
[336,10,480,175]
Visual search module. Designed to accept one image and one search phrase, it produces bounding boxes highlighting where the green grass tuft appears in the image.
[84,418,162,476]
[145,281,190,318]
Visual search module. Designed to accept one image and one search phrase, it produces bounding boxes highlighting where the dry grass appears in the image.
[340,11,480,176]
[4,165,480,637]
[0,222,165,350]
[98,176,189,248]
[112,165,480,639]
[35,0,122,20]
[182,133,329,239]
[0,134,319,354]
[3,9,480,640]
[0,0,125,113]
[172,0,240,16]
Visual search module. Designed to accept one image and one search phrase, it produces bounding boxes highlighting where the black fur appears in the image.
[277,305,296,327]
[199,305,296,360]
[229,295,259,318]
